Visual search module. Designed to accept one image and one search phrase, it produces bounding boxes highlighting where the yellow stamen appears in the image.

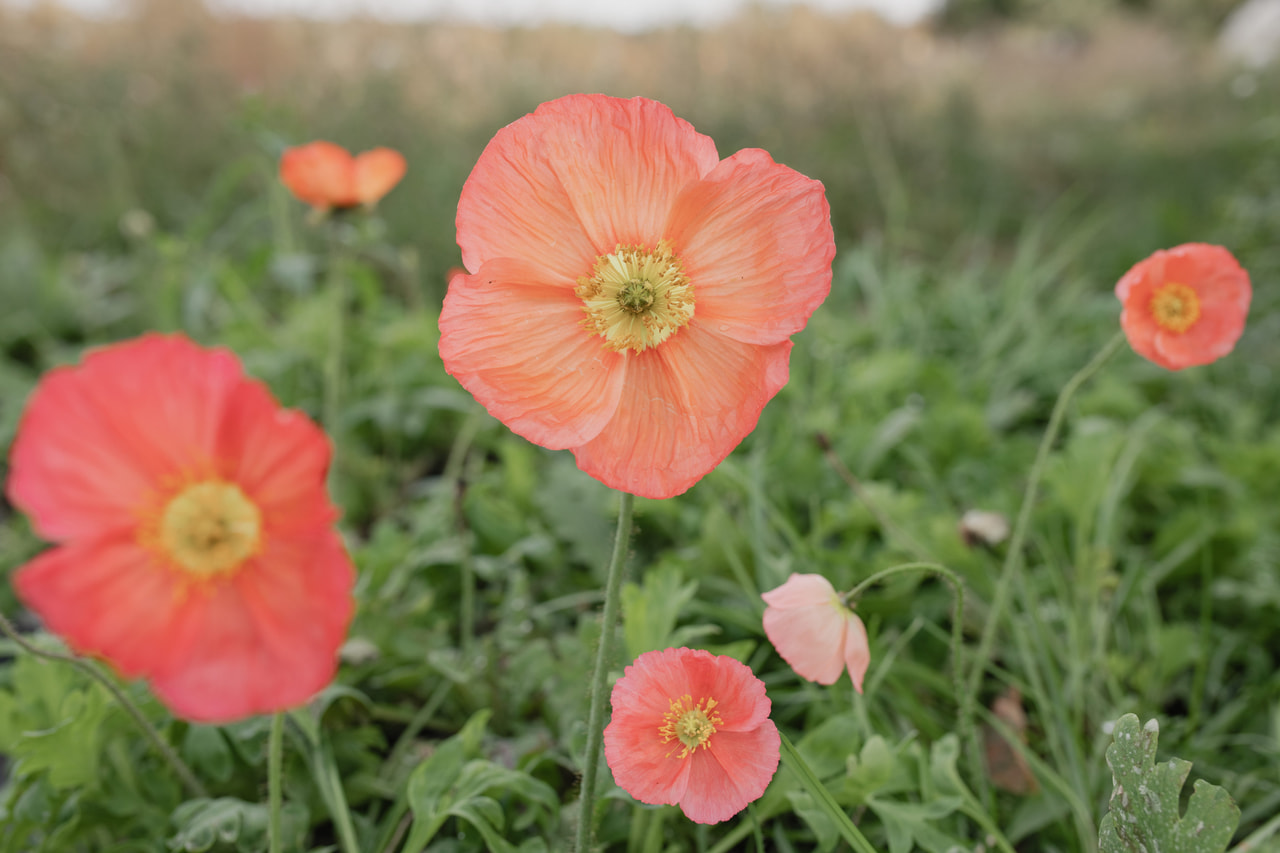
[1149,281,1201,334]
[658,695,723,759]
[149,481,262,577]
[575,240,694,353]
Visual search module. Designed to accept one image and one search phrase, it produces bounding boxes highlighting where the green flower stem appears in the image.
[444,410,483,662]
[324,236,348,491]
[575,490,636,852]
[268,712,284,853]
[960,330,1126,777]
[0,610,208,799]
[779,731,879,853]
[844,561,965,712]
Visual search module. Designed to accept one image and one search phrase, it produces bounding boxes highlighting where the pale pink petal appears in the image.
[534,94,720,251]
[761,573,838,609]
[439,259,627,449]
[610,647,702,723]
[679,724,780,824]
[7,334,243,541]
[665,148,834,346]
[571,325,791,498]
[762,603,848,685]
[842,612,871,693]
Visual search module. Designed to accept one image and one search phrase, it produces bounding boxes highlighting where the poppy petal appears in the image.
[680,724,780,824]
[7,334,243,541]
[353,147,407,206]
[667,148,834,346]
[439,259,628,449]
[280,141,357,208]
[572,326,791,498]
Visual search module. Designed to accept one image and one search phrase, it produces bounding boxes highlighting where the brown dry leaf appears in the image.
[983,686,1040,795]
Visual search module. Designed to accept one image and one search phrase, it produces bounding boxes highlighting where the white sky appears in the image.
[2,0,944,30]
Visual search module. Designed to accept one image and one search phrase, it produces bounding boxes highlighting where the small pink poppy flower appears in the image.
[603,647,780,824]
[6,334,355,723]
[762,573,870,691]
[279,141,406,210]
[1116,243,1251,370]
[439,94,834,499]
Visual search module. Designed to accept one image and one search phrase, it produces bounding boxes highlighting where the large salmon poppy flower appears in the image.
[6,334,355,723]
[280,141,406,210]
[603,647,780,824]
[762,573,870,691]
[1116,243,1251,370]
[439,94,835,499]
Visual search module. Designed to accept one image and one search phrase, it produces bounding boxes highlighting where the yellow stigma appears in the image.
[575,240,694,353]
[155,481,262,577]
[658,695,723,759]
[1150,281,1201,334]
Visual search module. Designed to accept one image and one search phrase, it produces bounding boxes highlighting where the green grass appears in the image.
[1,7,1279,852]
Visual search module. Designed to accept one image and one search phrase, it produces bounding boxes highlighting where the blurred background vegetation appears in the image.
[0,0,1278,850]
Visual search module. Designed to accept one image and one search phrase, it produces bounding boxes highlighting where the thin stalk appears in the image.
[575,491,636,852]
[444,411,483,662]
[0,611,207,798]
[324,238,347,491]
[268,712,284,853]
[844,561,966,717]
[779,731,879,853]
[960,330,1125,780]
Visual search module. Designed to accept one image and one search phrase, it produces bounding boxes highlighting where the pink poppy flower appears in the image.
[279,141,406,210]
[1116,243,1251,370]
[6,334,355,723]
[762,573,870,691]
[439,94,834,499]
[603,647,780,824]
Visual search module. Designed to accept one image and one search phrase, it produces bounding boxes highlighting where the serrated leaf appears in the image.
[621,563,699,661]
[1098,714,1240,853]
[169,797,306,853]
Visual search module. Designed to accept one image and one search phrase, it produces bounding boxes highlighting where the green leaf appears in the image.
[621,562,699,661]
[1098,714,1240,853]
[402,710,556,853]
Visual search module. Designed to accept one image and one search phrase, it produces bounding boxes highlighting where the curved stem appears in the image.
[268,712,284,853]
[0,610,208,798]
[575,491,636,852]
[844,561,966,712]
[960,330,1125,776]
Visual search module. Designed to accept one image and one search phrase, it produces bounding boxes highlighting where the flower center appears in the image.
[659,694,723,759]
[157,481,262,577]
[575,240,694,353]
[1149,281,1201,334]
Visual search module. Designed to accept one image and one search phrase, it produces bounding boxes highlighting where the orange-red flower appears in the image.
[604,647,780,824]
[6,334,354,723]
[279,141,406,210]
[1115,243,1251,370]
[439,94,834,499]
[762,573,870,691]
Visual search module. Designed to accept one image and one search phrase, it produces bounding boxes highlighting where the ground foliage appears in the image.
[0,3,1278,851]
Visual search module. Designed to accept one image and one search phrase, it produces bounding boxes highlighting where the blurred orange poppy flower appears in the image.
[1116,243,1251,370]
[439,94,834,499]
[762,573,870,691]
[603,647,779,824]
[6,334,355,723]
[279,141,406,210]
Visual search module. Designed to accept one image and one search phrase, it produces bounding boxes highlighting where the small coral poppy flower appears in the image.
[604,647,780,824]
[439,94,834,499]
[6,334,355,723]
[279,141,406,210]
[762,573,870,691]
[1115,243,1251,371]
